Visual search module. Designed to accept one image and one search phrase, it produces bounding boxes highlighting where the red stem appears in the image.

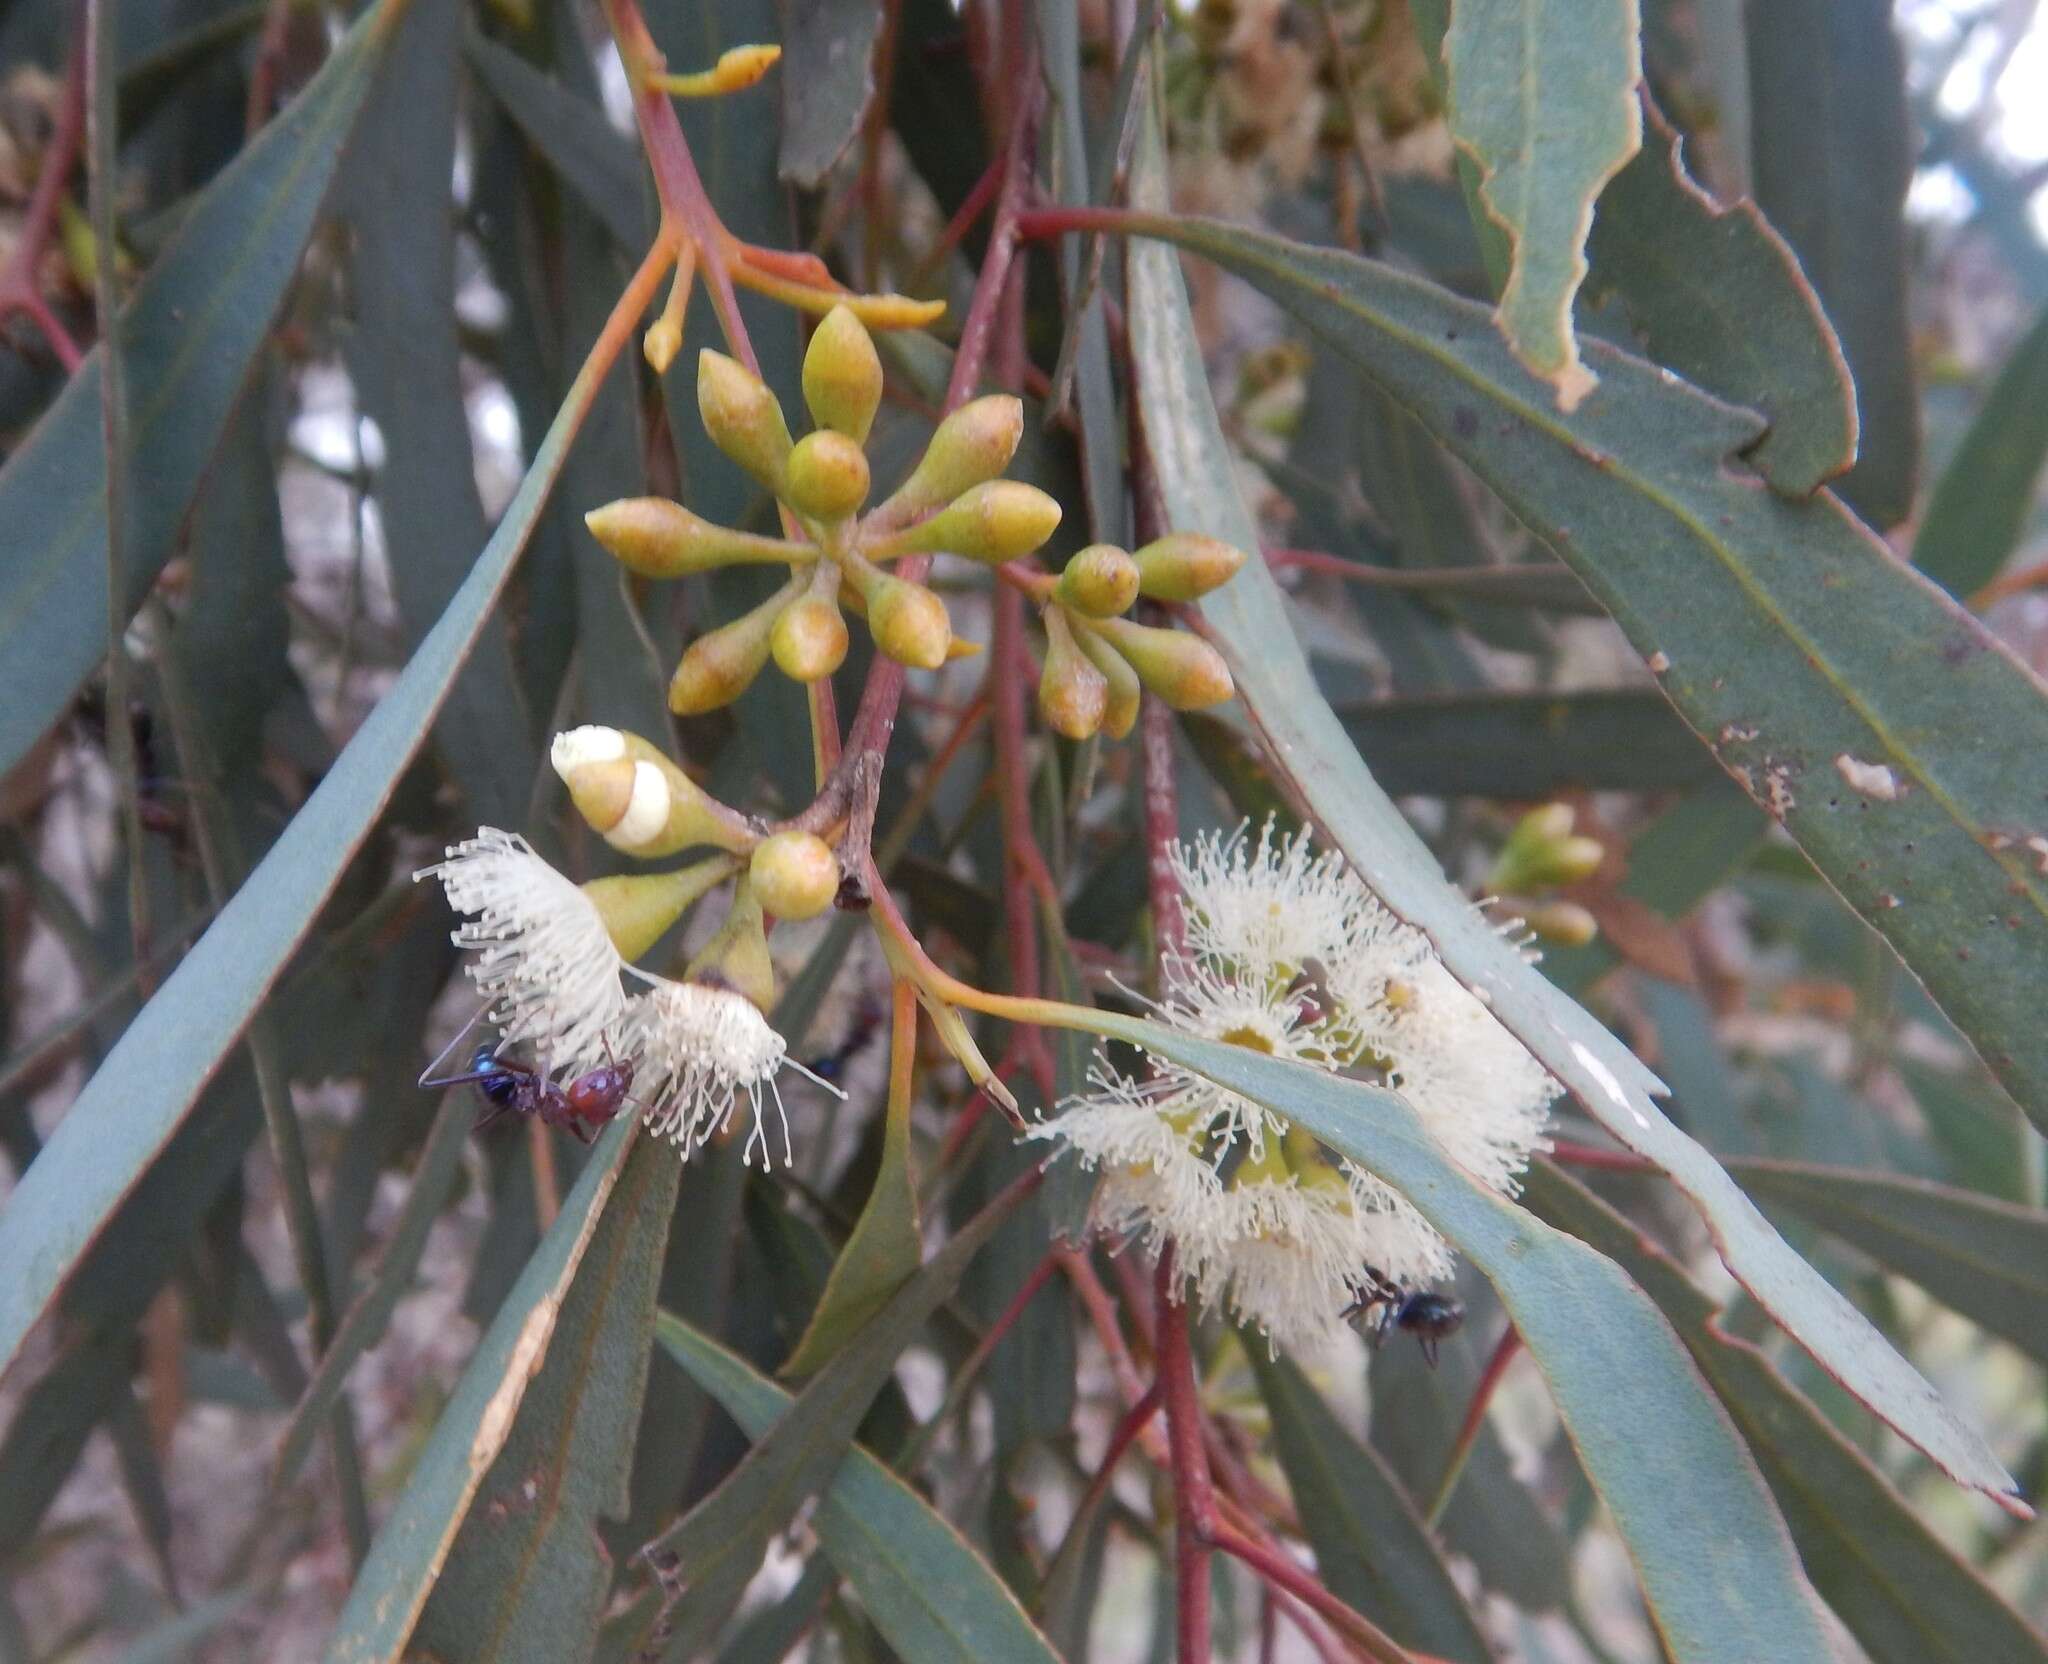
[1549,1138,1657,1174]
[1451,1323,1523,1462]
[1156,1250,1217,1664]
[1141,694,1187,962]
[0,27,85,370]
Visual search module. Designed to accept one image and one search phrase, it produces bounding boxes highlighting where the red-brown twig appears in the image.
[0,30,85,371]
[1427,1322,1524,1525]
[1156,1250,1218,1664]
[1549,1137,1657,1174]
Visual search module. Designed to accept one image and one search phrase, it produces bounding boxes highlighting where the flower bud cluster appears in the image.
[587,304,1063,711]
[1486,802,1605,947]
[1034,533,1247,740]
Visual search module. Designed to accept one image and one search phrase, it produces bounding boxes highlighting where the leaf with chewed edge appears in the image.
[1442,0,1642,408]
[1120,133,2026,1512]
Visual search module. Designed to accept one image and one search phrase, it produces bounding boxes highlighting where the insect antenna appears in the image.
[418,1001,503,1090]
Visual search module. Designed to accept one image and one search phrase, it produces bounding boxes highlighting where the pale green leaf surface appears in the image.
[1088,1012,1832,1664]
[0,220,627,1385]
[659,1316,1066,1664]
[1442,0,1642,407]
[1122,174,2021,1506]
[323,1118,639,1664]
[779,0,881,188]
[0,0,407,781]
[1526,1163,2048,1664]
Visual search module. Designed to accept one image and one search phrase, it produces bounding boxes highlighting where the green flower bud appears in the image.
[783,429,871,521]
[585,496,810,578]
[581,857,739,961]
[748,830,840,920]
[1084,616,1234,710]
[1038,606,1108,740]
[770,584,850,682]
[1520,899,1600,948]
[870,395,1022,527]
[551,726,756,856]
[1489,803,1604,893]
[803,304,883,443]
[1073,623,1141,739]
[1132,532,1246,601]
[868,480,1061,564]
[1055,544,1141,617]
[867,575,953,669]
[668,580,800,715]
[686,880,776,1012]
[698,349,793,495]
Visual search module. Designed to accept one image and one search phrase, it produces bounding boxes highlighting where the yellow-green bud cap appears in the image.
[749,830,840,920]
[771,586,849,682]
[1086,616,1234,710]
[668,583,795,715]
[687,881,776,1011]
[551,726,755,856]
[803,304,883,443]
[783,430,870,520]
[698,349,794,495]
[1055,545,1140,616]
[581,857,739,961]
[1521,899,1600,948]
[873,395,1022,525]
[1490,802,1602,893]
[585,496,810,578]
[1038,607,1107,739]
[875,480,1062,564]
[1133,532,1246,602]
[1073,624,1141,739]
[866,574,953,669]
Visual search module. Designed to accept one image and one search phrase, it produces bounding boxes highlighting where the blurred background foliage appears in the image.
[0,0,2045,1661]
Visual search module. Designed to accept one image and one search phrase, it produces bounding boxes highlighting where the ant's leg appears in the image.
[1420,1335,1440,1368]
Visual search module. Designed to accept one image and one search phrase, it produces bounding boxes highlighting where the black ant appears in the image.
[1341,1266,1464,1366]
[420,1022,638,1145]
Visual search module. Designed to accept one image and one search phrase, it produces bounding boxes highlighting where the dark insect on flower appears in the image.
[804,995,885,1085]
[420,1026,637,1145]
[1341,1265,1465,1367]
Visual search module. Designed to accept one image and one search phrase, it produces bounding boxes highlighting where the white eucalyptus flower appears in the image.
[1034,818,1558,1355]
[417,828,627,1077]
[619,976,837,1167]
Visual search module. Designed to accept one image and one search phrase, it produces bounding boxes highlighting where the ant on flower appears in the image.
[420,1015,638,1146]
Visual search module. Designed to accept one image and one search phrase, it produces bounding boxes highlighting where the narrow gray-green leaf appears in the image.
[1746,0,1918,528]
[1441,0,1642,407]
[412,1138,681,1663]
[659,1316,1066,1664]
[1081,1012,1832,1664]
[1121,169,2022,1506]
[1525,1163,2048,1664]
[1251,1352,1493,1663]
[323,1118,639,1664]
[1725,1161,2048,1362]
[0,199,638,1385]
[1915,301,2048,599]
[0,0,408,781]
[779,0,881,189]
[1584,91,1854,495]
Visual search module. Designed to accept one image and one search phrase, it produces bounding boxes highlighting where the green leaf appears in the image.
[1250,1352,1493,1664]
[1524,1163,2048,1664]
[1086,1012,1834,1664]
[269,1090,472,1496]
[1120,161,2021,1507]
[1337,688,1713,797]
[0,177,632,1387]
[1746,0,1918,528]
[629,1173,1032,1659]
[1584,92,1855,495]
[780,1034,923,1376]
[1441,0,1642,407]
[465,29,650,252]
[1724,1161,2048,1363]
[0,0,406,782]
[1915,302,2048,598]
[340,0,534,828]
[659,1317,1067,1664]
[411,1138,681,1663]
[323,1117,640,1664]
[1900,1058,2035,1207]
[778,0,881,189]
